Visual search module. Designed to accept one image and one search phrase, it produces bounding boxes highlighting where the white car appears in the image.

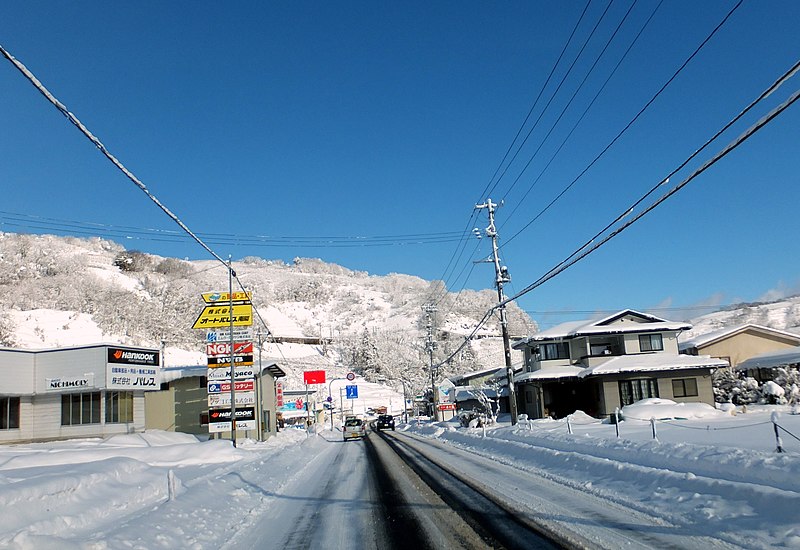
[342,417,366,440]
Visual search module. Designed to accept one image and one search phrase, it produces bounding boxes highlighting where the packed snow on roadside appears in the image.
[0,402,798,549]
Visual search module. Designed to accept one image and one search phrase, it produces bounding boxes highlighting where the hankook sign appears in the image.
[107,347,159,366]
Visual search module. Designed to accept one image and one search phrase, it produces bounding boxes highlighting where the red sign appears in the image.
[303,370,326,385]
[276,382,284,407]
[206,341,253,357]
[437,403,456,411]
[295,398,304,410]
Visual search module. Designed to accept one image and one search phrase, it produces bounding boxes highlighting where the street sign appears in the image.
[346,372,356,381]
[206,341,254,357]
[345,385,358,399]
[208,391,255,408]
[207,379,255,394]
[201,291,252,304]
[207,354,254,368]
[206,327,253,342]
[206,366,255,380]
[192,304,253,329]
[303,370,326,384]
[208,419,256,433]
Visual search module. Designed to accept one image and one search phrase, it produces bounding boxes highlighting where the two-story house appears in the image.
[512,309,728,420]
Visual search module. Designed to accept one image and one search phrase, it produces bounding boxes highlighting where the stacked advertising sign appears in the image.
[193,291,255,433]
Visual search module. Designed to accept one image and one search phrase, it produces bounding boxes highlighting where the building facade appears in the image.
[0,344,159,443]
[513,310,727,419]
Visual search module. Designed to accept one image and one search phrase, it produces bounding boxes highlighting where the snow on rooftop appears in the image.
[577,353,728,378]
[679,323,800,350]
[522,310,691,343]
[516,365,584,382]
[736,345,800,371]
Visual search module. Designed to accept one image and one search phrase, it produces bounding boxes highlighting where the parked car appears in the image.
[342,417,366,440]
[376,414,395,431]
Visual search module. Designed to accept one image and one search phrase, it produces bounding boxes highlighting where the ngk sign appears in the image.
[206,341,253,357]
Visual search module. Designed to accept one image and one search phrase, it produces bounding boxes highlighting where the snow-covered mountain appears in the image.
[683,296,800,340]
[0,233,535,391]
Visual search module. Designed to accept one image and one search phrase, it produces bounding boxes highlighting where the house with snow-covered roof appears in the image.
[678,323,800,372]
[512,309,727,420]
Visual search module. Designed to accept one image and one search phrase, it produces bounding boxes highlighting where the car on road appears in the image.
[375,414,395,431]
[342,417,366,440]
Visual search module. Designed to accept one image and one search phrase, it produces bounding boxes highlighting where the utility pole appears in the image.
[475,199,518,425]
[227,257,237,446]
[423,304,438,420]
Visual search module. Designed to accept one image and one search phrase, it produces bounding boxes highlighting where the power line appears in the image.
[424,0,594,307]
[0,44,229,270]
[0,210,468,248]
[501,0,744,248]
[500,62,800,309]
[435,58,800,368]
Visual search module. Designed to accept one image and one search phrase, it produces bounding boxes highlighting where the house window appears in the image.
[0,397,20,430]
[105,391,134,423]
[538,342,570,360]
[672,378,698,398]
[618,379,659,406]
[61,392,101,425]
[639,334,663,352]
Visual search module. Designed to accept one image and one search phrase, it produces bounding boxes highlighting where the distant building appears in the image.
[679,324,800,370]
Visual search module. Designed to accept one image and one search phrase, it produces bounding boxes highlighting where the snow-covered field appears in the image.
[0,402,798,549]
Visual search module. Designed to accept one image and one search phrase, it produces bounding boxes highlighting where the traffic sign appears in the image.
[345,385,358,399]
[192,304,253,329]
[346,372,356,381]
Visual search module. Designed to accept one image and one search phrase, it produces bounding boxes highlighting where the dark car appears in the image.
[376,414,395,431]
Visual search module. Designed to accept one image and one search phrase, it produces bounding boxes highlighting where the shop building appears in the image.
[0,344,159,443]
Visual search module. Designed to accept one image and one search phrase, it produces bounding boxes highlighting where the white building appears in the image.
[0,344,160,443]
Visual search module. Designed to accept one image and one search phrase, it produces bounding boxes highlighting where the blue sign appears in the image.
[346,385,358,399]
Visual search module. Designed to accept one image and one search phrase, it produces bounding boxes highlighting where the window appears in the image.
[618,379,659,406]
[537,342,570,360]
[639,333,663,352]
[0,397,20,430]
[105,391,134,423]
[61,392,101,425]
[672,378,698,398]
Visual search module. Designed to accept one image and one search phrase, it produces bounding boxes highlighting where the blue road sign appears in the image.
[346,385,358,399]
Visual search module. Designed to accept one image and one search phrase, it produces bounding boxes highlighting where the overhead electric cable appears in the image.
[498,0,641,205]
[499,68,800,309]
[484,0,616,201]
[500,0,663,228]
[424,0,593,307]
[479,0,593,202]
[501,0,744,247]
[0,44,229,269]
[435,58,800,367]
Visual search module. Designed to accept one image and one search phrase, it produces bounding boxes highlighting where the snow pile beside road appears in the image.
[408,405,800,548]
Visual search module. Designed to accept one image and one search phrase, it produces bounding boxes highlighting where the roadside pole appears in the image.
[228,258,237,447]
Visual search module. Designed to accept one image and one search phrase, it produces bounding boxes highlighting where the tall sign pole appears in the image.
[476,199,518,425]
[228,257,237,447]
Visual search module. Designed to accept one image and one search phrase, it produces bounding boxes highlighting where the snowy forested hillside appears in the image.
[3,232,799,392]
[0,233,536,391]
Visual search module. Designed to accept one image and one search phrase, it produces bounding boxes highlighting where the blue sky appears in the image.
[2,1,799,326]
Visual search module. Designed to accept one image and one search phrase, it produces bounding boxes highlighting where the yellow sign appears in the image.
[201,291,252,304]
[192,304,253,329]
